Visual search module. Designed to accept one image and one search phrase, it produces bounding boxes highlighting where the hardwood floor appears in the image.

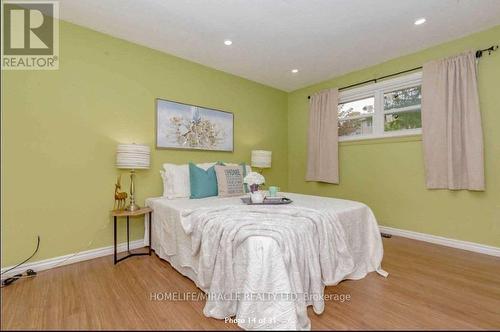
[2,236,500,330]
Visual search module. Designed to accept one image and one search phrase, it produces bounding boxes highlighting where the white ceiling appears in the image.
[59,0,500,91]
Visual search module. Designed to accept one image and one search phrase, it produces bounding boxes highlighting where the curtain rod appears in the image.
[307,45,499,99]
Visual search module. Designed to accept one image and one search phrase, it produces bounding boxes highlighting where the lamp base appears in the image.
[126,169,140,212]
[126,202,141,212]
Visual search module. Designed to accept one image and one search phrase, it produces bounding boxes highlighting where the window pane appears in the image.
[384,110,421,131]
[384,86,422,132]
[384,86,421,110]
[338,96,375,120]
[339,117,373,137]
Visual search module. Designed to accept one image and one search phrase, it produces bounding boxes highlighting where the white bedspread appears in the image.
[145,193,385,330]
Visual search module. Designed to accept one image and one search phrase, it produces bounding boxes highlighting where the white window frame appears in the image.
[338,72,422,142]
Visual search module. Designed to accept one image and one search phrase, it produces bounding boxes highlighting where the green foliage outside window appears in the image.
[383,86,422,131]
[384,111,421,131]
[384,86,421,110]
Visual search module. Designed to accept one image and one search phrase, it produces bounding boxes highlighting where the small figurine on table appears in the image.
[114,175,128,210]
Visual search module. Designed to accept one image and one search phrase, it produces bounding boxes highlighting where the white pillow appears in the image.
[194,162,218,171]
[161,164,189,199]
[161,162,217,199]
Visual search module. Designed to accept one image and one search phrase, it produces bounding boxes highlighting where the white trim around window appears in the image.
[338,72,423,142]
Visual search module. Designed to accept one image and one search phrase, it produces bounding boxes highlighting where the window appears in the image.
[338,97,374,137]
[383,86,422,132]
[337,72,422,141]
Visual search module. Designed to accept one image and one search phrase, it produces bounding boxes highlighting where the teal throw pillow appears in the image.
[189,163,218,199]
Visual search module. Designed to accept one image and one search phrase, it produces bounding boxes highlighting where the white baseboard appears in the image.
[3,227,498,278]
[379,226,500,257]
[1,239,146,278]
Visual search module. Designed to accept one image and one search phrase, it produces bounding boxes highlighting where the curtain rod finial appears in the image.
[476,45,499,58]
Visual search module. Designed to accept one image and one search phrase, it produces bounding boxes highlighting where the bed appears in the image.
[145,192,386,330]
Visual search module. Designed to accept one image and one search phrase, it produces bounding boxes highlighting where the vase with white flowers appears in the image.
[244,172,266,203]
[244,172,265,193]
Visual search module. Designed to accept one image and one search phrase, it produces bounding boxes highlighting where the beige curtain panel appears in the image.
[422,51,485,190]
[306,88,339,184]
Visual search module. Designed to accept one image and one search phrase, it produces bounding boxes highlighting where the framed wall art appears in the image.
[156,98,234,152]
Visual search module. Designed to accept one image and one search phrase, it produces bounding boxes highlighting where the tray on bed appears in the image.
[241,197,293,205]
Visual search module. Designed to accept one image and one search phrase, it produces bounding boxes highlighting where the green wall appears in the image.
[1,21,288,267]
[287,25,500,247]
[3,20,500,268]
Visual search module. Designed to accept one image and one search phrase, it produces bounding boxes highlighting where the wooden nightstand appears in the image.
[111,207,152,264]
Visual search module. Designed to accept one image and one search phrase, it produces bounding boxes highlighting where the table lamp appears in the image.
[116,144,150,211]
[251,150,272,174]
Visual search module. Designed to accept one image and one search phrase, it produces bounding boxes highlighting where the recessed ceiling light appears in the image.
[291,69,299,73]
[414,18,426,25]
[224,40,232,46]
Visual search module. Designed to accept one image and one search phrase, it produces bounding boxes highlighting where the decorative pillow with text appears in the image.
[214,165,245,197]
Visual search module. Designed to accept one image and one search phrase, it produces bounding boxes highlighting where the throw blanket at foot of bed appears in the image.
[181,205,386,330]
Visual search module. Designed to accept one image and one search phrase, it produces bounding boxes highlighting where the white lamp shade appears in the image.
[251,150,272,168]
[116,144,150,169]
